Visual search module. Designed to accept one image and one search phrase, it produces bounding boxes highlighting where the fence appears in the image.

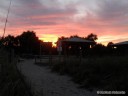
[34,55,61,65]
[34,54,83,66]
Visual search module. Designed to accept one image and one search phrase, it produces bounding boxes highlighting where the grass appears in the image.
[0,49,33,96]
[51,55,128,94]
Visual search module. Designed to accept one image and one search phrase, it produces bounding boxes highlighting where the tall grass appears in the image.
[51,55,128,93]
[0,49,33,96]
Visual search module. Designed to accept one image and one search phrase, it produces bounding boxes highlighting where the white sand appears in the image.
[18,59,99,96]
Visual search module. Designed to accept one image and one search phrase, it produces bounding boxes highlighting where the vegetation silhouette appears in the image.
[1,31,128,56]
[85,33,98,42]
[0,31,54,56]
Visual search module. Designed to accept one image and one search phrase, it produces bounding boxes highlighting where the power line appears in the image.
[2,0,12,38]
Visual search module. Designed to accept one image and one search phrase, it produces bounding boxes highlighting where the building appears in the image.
[57,37,95,56]
[111,41,128,55]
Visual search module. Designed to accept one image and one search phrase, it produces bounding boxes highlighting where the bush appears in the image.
[0,49,33,96]
[51,55,128,93]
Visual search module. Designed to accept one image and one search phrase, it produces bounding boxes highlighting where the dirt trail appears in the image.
[18,59,98,96]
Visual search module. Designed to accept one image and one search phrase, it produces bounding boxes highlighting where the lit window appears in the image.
[114,47,117,49]
[90,45,92,48]
[69,46,71,49]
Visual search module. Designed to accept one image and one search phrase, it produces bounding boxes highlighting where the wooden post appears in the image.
[80,50,82,64]
[49,51,52,65]
[57,41,62,64]
[58,51,61,63]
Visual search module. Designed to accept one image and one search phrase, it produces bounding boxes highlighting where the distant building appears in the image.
[41,42,52,54]
[111,41,128,55]
[57,37,95,56]
[42,42,52,48]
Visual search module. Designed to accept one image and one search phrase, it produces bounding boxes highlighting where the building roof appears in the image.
[113,41,128,45]
[62,37,94,43]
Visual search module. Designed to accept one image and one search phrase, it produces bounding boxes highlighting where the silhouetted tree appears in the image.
[70,35,80,38]
[90,43,107,56]
[107,42,114,46]
[1,30,55,55]
[85,33,98,42]
[57,36,68,41]
[107,42,114,55]
[56,36,68,47]
[16,30,40,54]
[3,35,16,48]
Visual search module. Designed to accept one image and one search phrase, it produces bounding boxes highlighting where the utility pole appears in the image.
[2,0,12,38]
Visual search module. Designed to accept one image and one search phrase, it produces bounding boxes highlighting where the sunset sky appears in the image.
[0,0,128,45]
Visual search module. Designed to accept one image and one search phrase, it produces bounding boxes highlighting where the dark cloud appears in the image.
[8,0,76,29]
[97,0,128,21]
[75,0,128,34]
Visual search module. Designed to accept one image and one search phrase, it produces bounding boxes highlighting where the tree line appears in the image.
[0,30,117,56]
[0,31,40,55]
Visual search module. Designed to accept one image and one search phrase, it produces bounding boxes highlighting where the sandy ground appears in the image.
[17,59,99,96]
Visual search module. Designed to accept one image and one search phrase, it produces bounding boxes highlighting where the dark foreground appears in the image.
[50,55,128,95]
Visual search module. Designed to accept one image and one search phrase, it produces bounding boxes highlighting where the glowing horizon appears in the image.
[39,34,58,47]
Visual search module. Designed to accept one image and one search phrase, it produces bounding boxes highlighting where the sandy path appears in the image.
[18,59,98,96]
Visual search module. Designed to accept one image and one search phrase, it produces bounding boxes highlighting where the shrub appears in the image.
[51,55,128,93]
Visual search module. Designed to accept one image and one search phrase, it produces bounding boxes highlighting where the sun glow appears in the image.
[39,34,58,47]
[96,35,128,46]
[97,36,117,46]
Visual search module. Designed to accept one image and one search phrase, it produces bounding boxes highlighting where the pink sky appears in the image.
[0,0,128,46]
